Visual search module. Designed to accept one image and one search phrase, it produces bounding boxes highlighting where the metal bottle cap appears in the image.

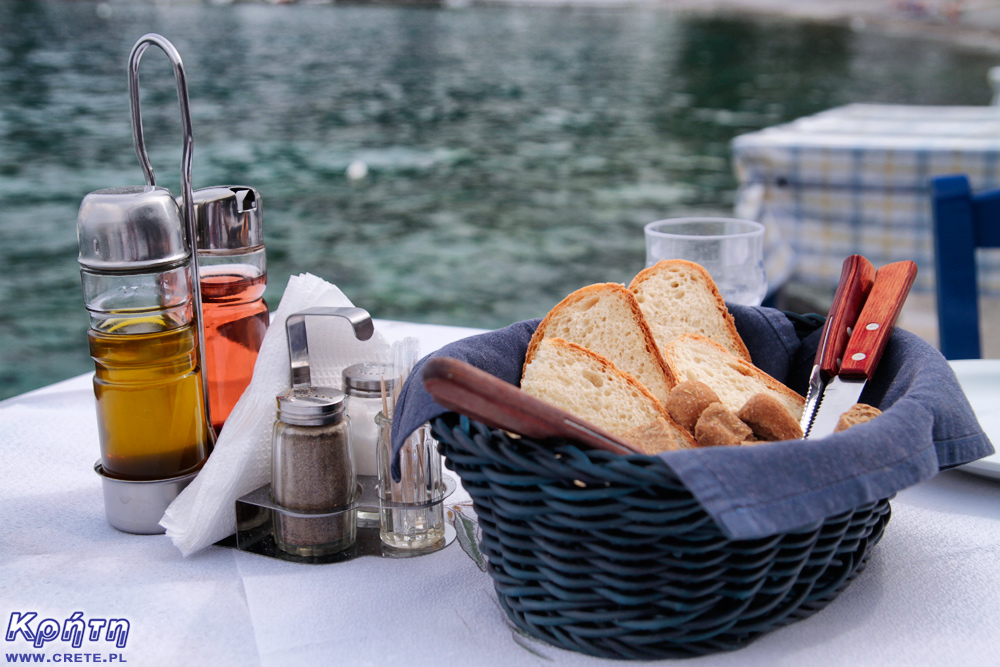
[190,186,264,252]
[77,185,189,271]
[277,387,346,426]
[343,362,395,397]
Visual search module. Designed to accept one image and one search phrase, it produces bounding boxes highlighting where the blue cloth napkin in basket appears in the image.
[391,306,994,540]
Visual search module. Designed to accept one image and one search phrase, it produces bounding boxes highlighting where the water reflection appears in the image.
[0,2,995,398]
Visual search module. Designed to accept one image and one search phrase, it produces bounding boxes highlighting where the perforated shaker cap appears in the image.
[276,387,346,426]
[342,362,395,397]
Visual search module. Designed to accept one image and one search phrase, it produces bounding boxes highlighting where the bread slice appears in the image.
[524,283,675,405]
[660,334,805,421]
[520,338,696,453]
[629,259,751,362]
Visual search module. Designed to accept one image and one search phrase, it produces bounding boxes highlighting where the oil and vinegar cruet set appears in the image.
[77,35,267,535]
[76,35,454,563]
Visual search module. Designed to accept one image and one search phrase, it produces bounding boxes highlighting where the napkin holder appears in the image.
[230,307,456,564]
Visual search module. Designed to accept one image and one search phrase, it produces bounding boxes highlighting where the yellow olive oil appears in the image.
[89,322,212,480]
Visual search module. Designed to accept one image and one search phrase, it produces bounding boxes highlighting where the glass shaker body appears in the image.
[78,186,212,481]
[342,362,394,477]
[192,186,268,434]
[376,412,445,551]
[271,389,357,557]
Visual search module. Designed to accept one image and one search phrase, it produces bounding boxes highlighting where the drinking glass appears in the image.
[644,217,767,306]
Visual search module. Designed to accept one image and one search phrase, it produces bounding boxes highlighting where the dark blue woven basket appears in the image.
[432,412,891,660]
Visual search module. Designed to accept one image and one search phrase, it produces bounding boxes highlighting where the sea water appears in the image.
[1,2,995,399]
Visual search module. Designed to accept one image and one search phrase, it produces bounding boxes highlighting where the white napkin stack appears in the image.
[161,273,387,556]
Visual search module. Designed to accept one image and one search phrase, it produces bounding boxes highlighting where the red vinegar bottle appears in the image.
[191,186,269,435]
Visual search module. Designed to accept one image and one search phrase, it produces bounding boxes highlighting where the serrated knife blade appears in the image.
[806,375,866,439]
[806,259,918,439]
[800,255,876,438]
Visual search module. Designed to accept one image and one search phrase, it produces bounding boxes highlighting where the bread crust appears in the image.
[621,418,687,454]
[834,403,882,432]
[629,259,752,363]
[666,380,721,433]
[522,282,677,401]
[694,402,753,447]
[738,393,803,442]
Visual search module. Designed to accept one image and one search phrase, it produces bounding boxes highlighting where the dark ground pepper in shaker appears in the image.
[271,387,357,556]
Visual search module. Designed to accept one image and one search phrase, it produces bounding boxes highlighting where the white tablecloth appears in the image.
[2,320,999,665]
[732,103,1000,355]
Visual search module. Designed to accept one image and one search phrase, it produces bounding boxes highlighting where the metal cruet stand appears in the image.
[128,33,214,437]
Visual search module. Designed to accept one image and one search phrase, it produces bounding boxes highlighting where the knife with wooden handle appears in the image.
[805,260,918,438]
[800,255,877,437]
[422,356,640,455]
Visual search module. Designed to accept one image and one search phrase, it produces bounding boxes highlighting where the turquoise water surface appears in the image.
[1,0,996,399]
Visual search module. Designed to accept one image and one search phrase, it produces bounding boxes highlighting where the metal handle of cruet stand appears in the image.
[127,34,215,442]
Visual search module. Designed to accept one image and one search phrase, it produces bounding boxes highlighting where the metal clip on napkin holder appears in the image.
[233,308,456,564]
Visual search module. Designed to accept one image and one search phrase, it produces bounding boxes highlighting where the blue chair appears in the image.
[930,174,1000,359]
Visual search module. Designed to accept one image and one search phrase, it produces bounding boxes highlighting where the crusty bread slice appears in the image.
[520,338,696,453]
[524,283,675,405]
[660,334,805,421]
[629,259,751,362]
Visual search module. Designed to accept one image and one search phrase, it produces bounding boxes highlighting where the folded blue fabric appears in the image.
[391,306,994,540]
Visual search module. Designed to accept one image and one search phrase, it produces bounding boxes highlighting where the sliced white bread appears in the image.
[629,259,751,362]
[520,338,696,453]
[660,334,805,421]
[524,282,675,405]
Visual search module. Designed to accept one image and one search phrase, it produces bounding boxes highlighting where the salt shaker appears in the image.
[271,388,356,557]
[342,362,395,477]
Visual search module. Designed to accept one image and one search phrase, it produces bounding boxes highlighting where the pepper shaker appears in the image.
[271,388,356,557]
[269,307,375,557]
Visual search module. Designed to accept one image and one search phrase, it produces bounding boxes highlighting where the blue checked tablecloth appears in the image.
[732,104,1000,307]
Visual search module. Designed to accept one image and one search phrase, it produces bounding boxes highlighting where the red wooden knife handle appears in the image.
[817,255,877,377]
[839,260,918,379]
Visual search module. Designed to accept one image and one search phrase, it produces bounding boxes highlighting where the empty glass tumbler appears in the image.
[644,217,767,306]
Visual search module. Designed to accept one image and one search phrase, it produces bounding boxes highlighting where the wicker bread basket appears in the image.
[429,313,892,660]
[433,415,890,659]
